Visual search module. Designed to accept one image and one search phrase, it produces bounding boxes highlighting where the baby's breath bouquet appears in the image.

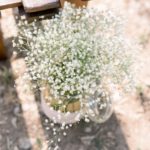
[13,2,135,123]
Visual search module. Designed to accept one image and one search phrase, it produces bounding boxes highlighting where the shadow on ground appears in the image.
[0,60,32,150]
[38,100,129,150]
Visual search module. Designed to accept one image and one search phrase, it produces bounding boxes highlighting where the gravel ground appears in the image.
[0,0,150,150]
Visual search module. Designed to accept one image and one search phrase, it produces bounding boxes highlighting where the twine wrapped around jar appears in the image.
[41,85,82,124]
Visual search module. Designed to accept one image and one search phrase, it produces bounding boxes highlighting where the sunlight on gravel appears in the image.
[0,0,150,150]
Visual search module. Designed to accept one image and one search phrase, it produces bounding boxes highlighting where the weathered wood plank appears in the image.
[18,6,59,22]
[11,58,48,149]
[0,0,22,10]
[22,0,60,13]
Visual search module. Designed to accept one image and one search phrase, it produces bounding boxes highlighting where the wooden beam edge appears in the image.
[0,0,22,10]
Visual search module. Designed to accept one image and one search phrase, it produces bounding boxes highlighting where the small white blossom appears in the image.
[14,2,136,105]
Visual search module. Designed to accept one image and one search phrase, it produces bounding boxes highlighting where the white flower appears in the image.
[14,2,136,103]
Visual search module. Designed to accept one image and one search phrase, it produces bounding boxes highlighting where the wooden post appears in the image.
[0,24,7,60]
[60,0,88,8]
[0,0,22,10]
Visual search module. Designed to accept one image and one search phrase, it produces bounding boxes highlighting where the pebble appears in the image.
[11,117,17,128]
[107,131,114,139]
[80,136,95,146]
[13,105,21,116]
[14,146,19,150]
[84,127,92,133]
[18,137,32,150]
[6,137,12,150]
[0,98,4,104]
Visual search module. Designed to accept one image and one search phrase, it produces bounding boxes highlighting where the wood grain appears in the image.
[0,0,22,10]
[22,0,60,13]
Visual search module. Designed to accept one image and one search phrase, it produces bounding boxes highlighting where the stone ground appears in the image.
[0,0,150,150]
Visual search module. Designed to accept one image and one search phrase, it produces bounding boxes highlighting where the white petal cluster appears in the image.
[13,2,135,102]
